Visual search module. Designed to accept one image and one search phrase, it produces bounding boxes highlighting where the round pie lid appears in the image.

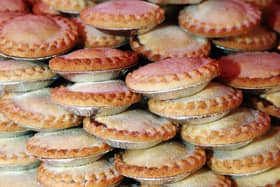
[181,108,271,148]
[209,127,280,176]
[51,80,142,108]
[179,0,261,37]
[38,159,123,187]
[0,0,29,13]
[84,110,176,149]
[0,135,40,170]
[80,0,165,35]
[26,128,111,160]
[130,25,210,61]
[0,168,40,187]
[126,57,220,95]
[212,25,277,52]
[0,14,79,59]
[148,82,243,120]
[232,166,280,187]
[218,52,280,89]
[0,88,81,131]
[115,141,206,184]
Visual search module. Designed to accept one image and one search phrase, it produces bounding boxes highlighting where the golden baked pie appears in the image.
[212,26,277,52]
[218,52,280,89]
[0,14,79,59]
[244,0,273,9]
[0,12,26,25]
[32,0,61,15]
[0,168,40,187]
[148,82,243,123]
[0,112,28,137]
[181,108,270,149]
[0,60,56,92]
[42,0,95,14]
[208,127,280,176]
[38,160,123,187]
[0,0,29,13]
[51,80,141,116]
[80,0,165,33]
[74,17,128,48]
[130,25,210,61]
[126,57,220,100]
[251,97,280,118]
[83,110,176,149]
[115,141,206,184]
[26,128,111,160]
[179,0,261,37]
[0,135,39,169]
[0,88,81,131]
[164,169,231,187]
[148,0,203,4]
[232,166,280,187]
[50,48,137,73]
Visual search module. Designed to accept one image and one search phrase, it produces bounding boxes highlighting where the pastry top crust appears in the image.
[0,14,79,58]
[0,0,29,13]
[219,52,280,88]
[49,48,138,72]
[232,166,280,187]
[115,141,206,178]
[130,25,210,61]
[83,110,176,142]
[42,0,94,13]
[182,108,270,145]
[0,60,55,82]
[212,25,277,51]
[38,160,123,187]
[179,0,261,37]
[126,57,220,92]
[148,82,243,116]
[0,88,81,130]
[166,169,231,187]
[0,169,40,187]
[0,135,38,166]
[80,0,164,29]
[26,128,111,159]
[51,80,141,107]
[0,112,25,132]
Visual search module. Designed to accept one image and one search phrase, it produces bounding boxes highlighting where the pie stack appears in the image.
[0,0,279,186]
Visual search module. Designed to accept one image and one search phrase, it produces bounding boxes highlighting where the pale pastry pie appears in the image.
[74,17,128,48]
[166,168,231,187]
[0,112,27,136]
[179,0,261,37]
[32,0,61,15]
[212,26,277,52]
[126,57,220,100]
[148,82,243,122]
[130,25,210,61]
[0,168,40,187]
[208,127,280,176]
[218,52,280,89]
[50,48,137,72]
[182,108,270,149]
[148,0,203,4]
[0,135,39,169]
[38,160,123,187]
[232,166,280,187]
[80,0,164,32]
[0,0,29,13]
[0,88,81,131]
[251,96,280,118]
[26,128,111,159]
[115,141,206,184]
[0,60,55,82]
[83,110,176,149]
[42,0,95,14]
[0,15,79,59]
[0,12,26,25]
[51,80,141,108]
